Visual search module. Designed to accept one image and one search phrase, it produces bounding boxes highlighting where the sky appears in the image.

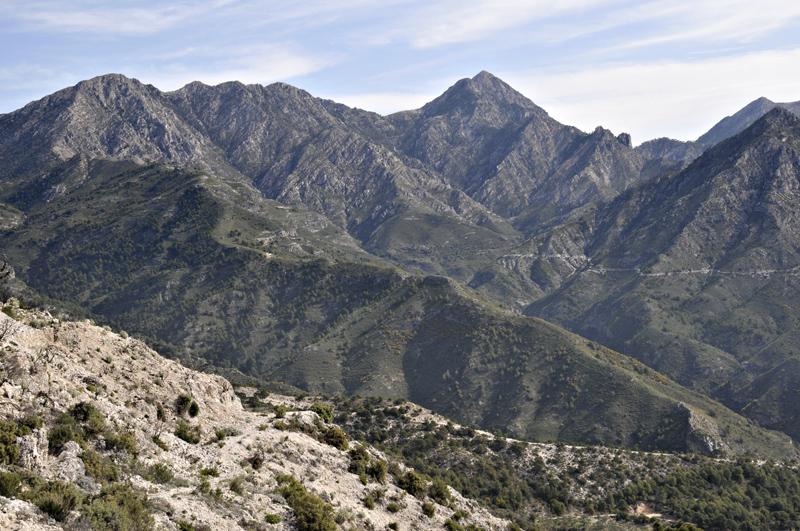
[1,0,800,143]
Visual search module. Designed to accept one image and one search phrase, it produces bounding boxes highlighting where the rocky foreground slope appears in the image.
[4,304,800,531]
[0,306,507,531]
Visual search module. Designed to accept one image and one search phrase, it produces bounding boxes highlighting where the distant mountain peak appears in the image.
[760,104,799,124]
[420,71,546,123]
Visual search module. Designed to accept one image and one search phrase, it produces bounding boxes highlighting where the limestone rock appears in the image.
[15,429,47,472]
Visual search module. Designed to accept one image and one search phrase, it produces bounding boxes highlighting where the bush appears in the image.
[445,519,465,531]
[176,394,193,416]
[19,415,43,433]
[422,502,436,517]
[364,493,375,509]
[84,483,154,531]
[176,393,200,418]
[24,479,84,522]
[264,513,282,524]
[349,445,370,476]
[47,422,82,454]
[81,450,120,483]
[322,427,349,451]
[0,470,22,497]
[48,403,108,454]
[106,431,138,456]
[147,462,173,484]
[229,476,246,495]
[549,499,566,516]
[274,405,287,418]
[369,459,387,484]
[175,421,200,444]
[177,520,195,531]
[398,471,426,498]
[428,478,451,505]
[387,501,401,513]
[275,474,337,531]
[200,467,220,477]
[310,402,333,423]
[0,421,20,464]
[71,401,99,423]
[152,435,169,451]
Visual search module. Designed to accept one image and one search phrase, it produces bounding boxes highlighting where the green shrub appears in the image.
[275,474,337,531]
[81,450,120,483]
[388,523,399,531]
[71,401,99,422]
[177,520,195,531]
[176,394,194,416]
[549,498,566,516]
[0,421,20,464]
[147,462,173,484]
[0,471,22,497]
[422,502,436,517]
[348,445,370,476]
[274,405,287,418]
[310,402,333,423]
[452,509,470,521]
[156,404,166,421]
[214,427,241,441]
[398,470,426,498]
[444,519,465,531]
[152,435,169,451]
[322,427,349,451]
[364,494,375,509]
[175,421,200,444]
[369,459,387,484]
[188,401,200,418]
[106,430,138,457]
[48,403,109,455]
[387,501,401,513]
[428,478,451,505]
[47,422,82,454]
[229,476,245,495]
[200,467,220,477]
[24,479,84,522]
[264,513,282,524]
[84,483,154,531]
[19,415,43,433]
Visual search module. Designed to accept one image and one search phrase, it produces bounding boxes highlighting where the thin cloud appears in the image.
[3,0,233,35]
[505,47,800,142]
[141,43,339,91]
[369,0,800,51]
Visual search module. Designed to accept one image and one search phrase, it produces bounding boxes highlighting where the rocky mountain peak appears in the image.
[419,71,546,123]
[698,96,786,147]
[616,132,633,148]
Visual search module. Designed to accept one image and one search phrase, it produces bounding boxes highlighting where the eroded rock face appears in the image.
[676,403,730,456]
[52,440,84,483]
[16,428,47,472]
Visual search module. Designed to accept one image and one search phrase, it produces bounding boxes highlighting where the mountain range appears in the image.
[1,71,800,457]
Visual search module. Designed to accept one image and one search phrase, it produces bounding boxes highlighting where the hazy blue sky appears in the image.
[2,0,800,143]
